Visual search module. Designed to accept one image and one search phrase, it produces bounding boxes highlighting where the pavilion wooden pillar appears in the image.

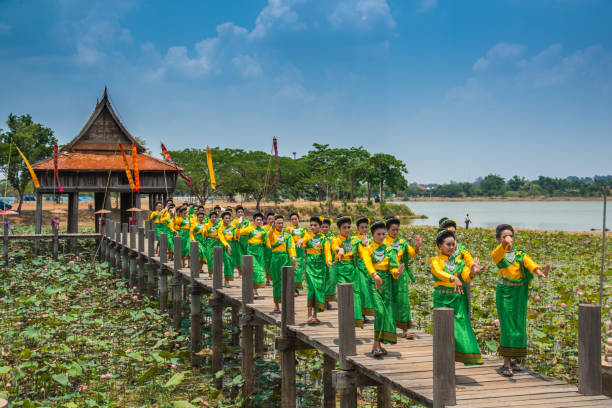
[120,192,134,225]
[67,191,79,253]
[94,192,110,233]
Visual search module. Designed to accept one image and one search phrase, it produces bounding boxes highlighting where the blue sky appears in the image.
[0,0,611,184]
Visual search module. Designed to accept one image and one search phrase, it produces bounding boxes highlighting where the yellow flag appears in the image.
[206,147,216,190]
[12,142,40,188]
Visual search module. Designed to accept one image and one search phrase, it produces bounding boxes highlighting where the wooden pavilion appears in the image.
[32,88,178,234]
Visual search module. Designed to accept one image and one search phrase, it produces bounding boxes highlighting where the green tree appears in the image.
[343,147,370,202]
[479,174,506,196]
[507,175,526,191]
[366,153,408,203]
[0,114,57,212]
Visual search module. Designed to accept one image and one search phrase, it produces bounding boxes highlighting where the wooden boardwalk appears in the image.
[101,221,610,408]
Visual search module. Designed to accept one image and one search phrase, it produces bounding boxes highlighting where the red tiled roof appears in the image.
[33,152,178,172]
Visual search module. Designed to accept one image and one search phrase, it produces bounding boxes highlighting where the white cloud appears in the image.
[417,0,438,13]
[233,55,263,78]
[0,23,11,34]
[250,0,306,40]
[472,42,526,72]
[328,0,396,30]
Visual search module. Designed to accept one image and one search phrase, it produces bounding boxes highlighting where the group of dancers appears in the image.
[149,200,551,377]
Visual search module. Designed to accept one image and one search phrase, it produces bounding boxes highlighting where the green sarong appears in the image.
[305,253,326,312]
[433,287,483,365]
[336,260,363,328]
[371,269,396,344]
[392,269,412,329]
[356,259,375,316]
[154,223,164,242]
[231,241,242,272]
[325,263,337,302]
[496,278,530,357]
[178,229,190,258]
[195,234,207,261]
[247,244,266,289]
[223,244,235,281]
[270,251,290,303]
[162,225,174,252]
[294,246,304,289]
[264,246,272,281]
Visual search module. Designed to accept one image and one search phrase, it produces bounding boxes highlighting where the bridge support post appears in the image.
[114,224,121,276]
[52,222,59,261]
[147,230,156,297]
[189,241,202,366]
[255,323,265,358]
[377,385,391,408]
[100,226,106,262]
[337,283,357,408]
[121,223,128,279]
[241,255,255,405]
[232,304,240,346]
[579,304,602,395]
[323,355,336,408]
[433,307,456,408]
[107,222,115,273]
[211,246,224,389]
[129,226,137,288]
[137,227,145,293]
[172,235,183,330]
[159,233,169,312]
[280,265,296,408]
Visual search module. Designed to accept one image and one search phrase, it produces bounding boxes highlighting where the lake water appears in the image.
[398,200,609,232]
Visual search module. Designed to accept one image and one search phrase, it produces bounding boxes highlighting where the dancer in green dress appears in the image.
[266,215,297,313]
[384,217,422,339]
[492,224,550,377]
[331,216,363,328]
[237,212,268,298]
[148,201,165,255]
[204,211,219,276]
[321,218,336,308]
[169,206,191,267]
[300,216,327,323]
[361,221,403,357]
[190,211,208,269]
[430,229,487,365]
[263,212,275,284]
[217,211,237,287]
[286,212,306,293]
[353,217,375,322]
[232,206,250,277]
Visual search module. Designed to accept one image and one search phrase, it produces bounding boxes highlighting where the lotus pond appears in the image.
[0,226,609,407]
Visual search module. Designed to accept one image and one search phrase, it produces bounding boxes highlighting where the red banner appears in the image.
[160,143,192,184]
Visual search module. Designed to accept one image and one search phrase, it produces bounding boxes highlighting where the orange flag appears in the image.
[131,145,140,191]
[119,144,137,190]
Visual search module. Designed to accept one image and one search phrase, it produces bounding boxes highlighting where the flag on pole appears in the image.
[53,144,64,192]
[12,141,40,188]
[160,143,192,184]
[132,144,140,191]
[119,144,137,190]
[206,147,216,190]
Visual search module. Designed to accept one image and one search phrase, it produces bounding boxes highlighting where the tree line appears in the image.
[404,174,612,198]
[169,143,408,209]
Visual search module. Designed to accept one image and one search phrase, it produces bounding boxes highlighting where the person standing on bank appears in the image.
[465,214,471,230]
[492,224,550,377]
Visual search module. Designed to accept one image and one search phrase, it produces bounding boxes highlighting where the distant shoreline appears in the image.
[396,196,603,202]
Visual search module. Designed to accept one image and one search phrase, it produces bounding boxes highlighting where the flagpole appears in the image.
[601,184,607,306]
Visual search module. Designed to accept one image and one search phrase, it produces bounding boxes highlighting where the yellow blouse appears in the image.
[491,244,540,281]
[331,235,357,261]
[169,216,190,231]
[239,224,266,245]
[361,242,400,278]
[217,223,237,248]
[266,229,297,258]
[429,254,472,288]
